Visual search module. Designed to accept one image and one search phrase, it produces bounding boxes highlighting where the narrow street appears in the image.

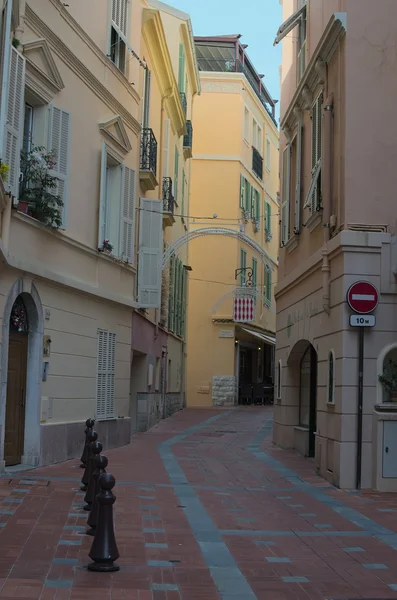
[2,407,397,599]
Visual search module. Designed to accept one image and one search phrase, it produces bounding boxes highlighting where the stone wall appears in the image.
[212,376,237,407]
[137,393,183,432]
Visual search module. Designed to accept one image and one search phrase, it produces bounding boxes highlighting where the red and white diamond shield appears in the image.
[233,296,255,322]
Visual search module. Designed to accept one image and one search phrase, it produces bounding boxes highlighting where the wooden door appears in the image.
[4,333,28,466]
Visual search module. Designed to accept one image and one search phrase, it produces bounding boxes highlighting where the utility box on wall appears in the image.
[383,420,397,478]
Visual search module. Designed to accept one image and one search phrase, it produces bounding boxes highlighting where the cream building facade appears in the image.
[186,36,279,408]
[274,0,397,490]
[0,0,198,469]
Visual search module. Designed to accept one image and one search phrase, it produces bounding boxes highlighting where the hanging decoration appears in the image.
[10,296,29,333]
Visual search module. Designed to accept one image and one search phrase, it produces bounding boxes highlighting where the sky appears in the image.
[167,0,282,119]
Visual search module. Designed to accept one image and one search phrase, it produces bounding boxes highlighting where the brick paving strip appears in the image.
[1,408,397,598]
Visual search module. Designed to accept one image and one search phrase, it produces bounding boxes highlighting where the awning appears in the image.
[274,4,306,46]
[240,327,276,346]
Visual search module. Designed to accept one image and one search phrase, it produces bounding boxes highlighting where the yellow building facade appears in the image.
[186,36,279,408]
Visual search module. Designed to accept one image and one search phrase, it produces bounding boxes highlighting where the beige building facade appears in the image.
[274,0,397,490]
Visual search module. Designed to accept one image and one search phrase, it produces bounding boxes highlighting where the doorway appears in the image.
[299,344,317,457]
[4,296,29,466]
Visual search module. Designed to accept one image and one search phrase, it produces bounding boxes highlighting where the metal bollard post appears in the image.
[84,441,102,511]
[81,430,97,491]
[80,418,95,468]
[86,454,108,536]
[88,473,120,572]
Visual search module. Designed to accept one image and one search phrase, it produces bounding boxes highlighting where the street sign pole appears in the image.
[356,326,364,490]
[347,281,379,490]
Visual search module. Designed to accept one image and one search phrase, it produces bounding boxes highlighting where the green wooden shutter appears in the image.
[178,43,185,92]
[168,256,175,331]
[174,147,179,204]
[265,267,272,303]
[182,269,186,337]
[240,248,246,286]
[245,180,251,213]
[181,169,185,216]
[252,258,257,287]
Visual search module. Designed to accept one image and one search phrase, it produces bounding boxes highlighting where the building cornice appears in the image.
[142,8,186,137]
[180,23,200,96]
[281,13,346,132]
[25,3,141,136]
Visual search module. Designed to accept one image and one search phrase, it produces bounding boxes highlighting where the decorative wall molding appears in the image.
[23,38,64,103]
[24,4,141,136]
[200,81,241,94]
[99,115,133,155]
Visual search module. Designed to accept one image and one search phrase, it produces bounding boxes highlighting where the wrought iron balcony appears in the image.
[162,177,175,214]
[252,146,263,180]
[179,92,187,116]
[140,128,158,191]
[183,120,193,159]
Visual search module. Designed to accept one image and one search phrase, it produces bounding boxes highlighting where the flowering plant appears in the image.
[252,217,260,233]
[101,239,113,252]
[19,146,63,228]
[241,208,250,223]
[0,162,10,182]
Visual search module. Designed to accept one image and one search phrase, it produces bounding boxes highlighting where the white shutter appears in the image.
[138,198,163,308]
[162,118,170,179]
[120,165,136,263]
[280,146,291,245]
[309,94,322,213]
[294,118,302,232]
[98,143,107,248]
[48,105,71,227]
[4,46,25,198]
[96,329,116,420]
[112,0,127,35]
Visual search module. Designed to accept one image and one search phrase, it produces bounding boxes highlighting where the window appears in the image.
[98,144,136,262]
[244,107,249,142]
[252,257,257,288]
[137,198,163,308]
[23,104,33,154]
[48,106,71,227]
[258,126,263,155]
[327,350,335,404]
[264,201,272,240]
[174,147,179,203]
[240,175,251,215]
[252,119,258,148]
[110,0,128,72]
[168,257,186,337]
[280,146,291,245]
[96,329,116,420]
[251,187,260,225]
[276,359,282,399]
[264,265,272,306]
[178,43,185,92]
[304,93,323,213]
[297,4,307,82]
[240,248,247,287]
[266,138,271,171]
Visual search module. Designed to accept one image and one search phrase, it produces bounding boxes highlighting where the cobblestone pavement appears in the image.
[2,407,397,599]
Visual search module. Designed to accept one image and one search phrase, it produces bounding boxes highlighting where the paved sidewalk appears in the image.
[2,407,397,599]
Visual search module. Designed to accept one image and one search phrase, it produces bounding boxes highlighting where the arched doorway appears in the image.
[299,344,317,457]
[5,296,29,465]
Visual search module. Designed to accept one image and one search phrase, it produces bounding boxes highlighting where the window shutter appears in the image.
[252,258,257,287]
[280,147,290,245]
[240,248,246,286]
[256,191,260,223]
[250,186,255,217]
[120,166,136,263]
[98,143,107,249]
[112,0,127,34]
[264,266,272,304]
[181,169,185,216]
[294,118,303,232]
[181,269,187,336]
[96,330,116,420]
[138,198,163,308]
[310,94,322,213]
[245,179,251,213]
[4,46,25,198]
[178,43,185,92]
[168,255,175,331]
[265,201,271,235]
[48,105,71,227]
[162,118,170,179]
[174,147,179,203]
[240,175,245,208]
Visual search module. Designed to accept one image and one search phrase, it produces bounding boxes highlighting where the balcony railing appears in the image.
[179,91,187,116]
[183,120,193,149]
[140,128,158,175]
[162,177,174,214]
[196,58,277,126]
[252,147,263,180]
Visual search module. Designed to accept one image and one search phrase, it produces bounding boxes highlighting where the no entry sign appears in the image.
[347,281,379,314]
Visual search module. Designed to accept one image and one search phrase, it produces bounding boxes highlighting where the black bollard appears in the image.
[88,473,119,572]
[86,454,108,536]
[84,441,102,511]
[81,430,97,491]
[80,418,95,468]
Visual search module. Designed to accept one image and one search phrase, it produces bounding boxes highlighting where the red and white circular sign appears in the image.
[347,281,379,314]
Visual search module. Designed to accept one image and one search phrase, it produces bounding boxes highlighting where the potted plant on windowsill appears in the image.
[379,359,397,402]
[19,146,63,228]
[0,161,10,183]
[99,239,113,255]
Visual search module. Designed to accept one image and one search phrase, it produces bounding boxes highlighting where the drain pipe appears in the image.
[321,94,334,316]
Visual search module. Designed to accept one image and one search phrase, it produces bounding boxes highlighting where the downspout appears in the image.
[154,87,172,339]
[321,93,334,316]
